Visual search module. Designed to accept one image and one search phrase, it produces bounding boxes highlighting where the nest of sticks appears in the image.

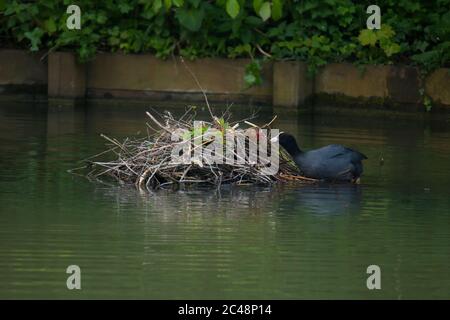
[76,108,316,190]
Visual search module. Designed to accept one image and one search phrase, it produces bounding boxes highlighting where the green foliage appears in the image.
[424,95,433,112]
[175,5,205,32]
[358,29,378,46]
[24,27,44,51]
[419,87,434,112]
[0,0,448,79]
[244,60,263,88]
[358,25,401,61]
[271,0,283,21]
[258,2,271,21]
[217,117,230,131]
[226,0,240,19]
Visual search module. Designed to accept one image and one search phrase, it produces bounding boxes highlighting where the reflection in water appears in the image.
[280,184,363,216]
[0,102,449,299]
[95,182,363,218]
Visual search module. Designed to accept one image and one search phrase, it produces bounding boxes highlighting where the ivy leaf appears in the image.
[226,0,240,19]
[414,40,429,53]
[24,27,44,51]
[97,13,108,24]
[153,0,162,13]
[244,60,262,88]
[228,43,251,58]
[44,18,57,34]
[253,0,263,13]
[244,73,257,86]
[258,2,271,22]
[109,36,120,46]
[382,42,401,57]
[190,0,201,8]
[358,29,377,46]
[411,50,440,66]
[164,0,172,10]
[272,0,283,21]
[117,2,133,14]
[176,7,205,32]
[245,15,263,27]
[377,25,395,41]
[424,96,432,112]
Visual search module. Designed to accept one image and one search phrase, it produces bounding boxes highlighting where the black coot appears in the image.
[278,133,368,183]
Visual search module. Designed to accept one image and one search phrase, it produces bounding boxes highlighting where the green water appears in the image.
[0,102,449,299]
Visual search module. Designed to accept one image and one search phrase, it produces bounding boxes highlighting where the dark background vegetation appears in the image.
[0,0,449,82]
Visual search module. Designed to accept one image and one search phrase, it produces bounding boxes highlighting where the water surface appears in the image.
[0,102,449,299]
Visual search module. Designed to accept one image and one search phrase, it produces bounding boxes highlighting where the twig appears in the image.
[179,56,215,120]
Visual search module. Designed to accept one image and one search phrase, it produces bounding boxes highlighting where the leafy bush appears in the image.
[0,0,448,76]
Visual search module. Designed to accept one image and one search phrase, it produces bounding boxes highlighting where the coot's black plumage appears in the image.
[278,133,368,182]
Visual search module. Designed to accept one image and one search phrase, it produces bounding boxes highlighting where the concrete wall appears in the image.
[86,53,272,104]
[315,63,388,99]
[314,63,426,105]
[425,68,450,106]
[0,49,47,95]
[48,52,86,98]
[314,63,449,109]
[1,49,449,110]
[273,61,313,109]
